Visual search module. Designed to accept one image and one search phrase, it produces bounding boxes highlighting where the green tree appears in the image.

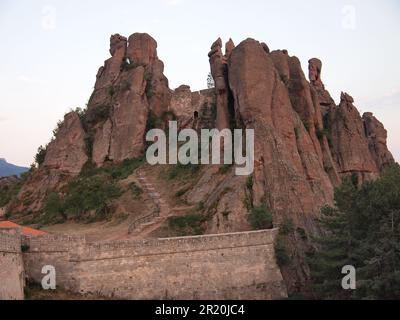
[35,145,47,167]
[248,205,273,230]
[309,164,400,299]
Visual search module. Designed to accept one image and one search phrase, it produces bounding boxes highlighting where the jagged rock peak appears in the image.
[340,91,354,104]
[308,58,324,89]
[225,38,235,58]
[127,33,158,66]
[109,34,127,56]
[261,42,270,54]
[208,38,223,58]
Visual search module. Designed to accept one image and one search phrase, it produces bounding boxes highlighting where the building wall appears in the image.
[170,86,215,121]
[22,229,287,300]
[0,229,25,300]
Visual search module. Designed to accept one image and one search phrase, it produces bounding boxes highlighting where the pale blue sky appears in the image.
[0,0,399,166]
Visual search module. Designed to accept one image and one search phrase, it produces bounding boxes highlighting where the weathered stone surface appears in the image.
[169,86,216,130]
[22,230,287,300]
[0,230,24,300]
[363,112,394,171]
[170,85,193,119]
[228,39,334,225]
[43,112,88,174]
[325,92,379,184]
[308,58,335,114]
[125,33,171,118]
[89,34,127,108]
[109,66,149,161]
[92,119,112,166]
[308,58,323,88]
[208,38,232,130]
[126,33,157,66]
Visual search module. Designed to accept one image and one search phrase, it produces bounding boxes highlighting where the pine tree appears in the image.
[310,164,400,299]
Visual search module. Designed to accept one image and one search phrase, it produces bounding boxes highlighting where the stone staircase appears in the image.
[127,169,170,237]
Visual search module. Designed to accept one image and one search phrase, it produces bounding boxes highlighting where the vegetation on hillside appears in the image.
[0,170,33,209]
[39,158,144,225]
[248,205,273,230]
[167,214,206,236]
[309,164,400,299]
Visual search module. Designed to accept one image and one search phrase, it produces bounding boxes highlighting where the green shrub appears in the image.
[129,182,143,198]
[246,175,253,190]
[107,157,145,180]
[35,145,47,166]
[248,205,273,230]
[63,175,122,220]
[175,188,189,198]
[167,163,200,180]
[42,192,65,225]
[296,227,307,240]
[108,86,115,97]
[52,119,64,137]
[0,174,29,208]
[196,201,205,212]
[280,217,295,235]
[168,214,205,236]
[275,236,290,266]
[83,105,111,125]
[218,164,232,175]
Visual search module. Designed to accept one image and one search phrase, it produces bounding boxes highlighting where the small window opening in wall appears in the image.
[194,111,199,119]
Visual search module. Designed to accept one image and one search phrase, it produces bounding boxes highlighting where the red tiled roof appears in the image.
[0,220,47,236]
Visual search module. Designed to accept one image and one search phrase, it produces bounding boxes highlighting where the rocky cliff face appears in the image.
[6,32,395,293]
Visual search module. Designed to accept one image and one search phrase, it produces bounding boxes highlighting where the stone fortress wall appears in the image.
[1,229,287,300]
[0,229,25,300]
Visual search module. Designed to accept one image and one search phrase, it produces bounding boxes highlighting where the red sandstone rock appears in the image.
[43,112,88,174]
[208,38,232,130]
[89,34,127,108]
[228,39,334,223]
[363,112,394,171]
[109,66,149,161]
[325,92,380,184]
[126,33,158,66]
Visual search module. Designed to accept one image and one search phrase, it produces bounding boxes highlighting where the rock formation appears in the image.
[43,112,88,174]
[5,32,395,294]
[324,92,394,185]
[87,33,172,166]
[228,39,334,225]
[363,112,394,171]
[208,38,233,130]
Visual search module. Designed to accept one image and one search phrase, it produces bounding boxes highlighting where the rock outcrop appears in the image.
[363,112,394,171]
[9,112,88,214]
[324,92,394,185]
[87,33,172,165]
[43,112,88,174]
[228,39,334,226]
[208,38,233,130]
[0,175,19,190]
[6,32,395,294]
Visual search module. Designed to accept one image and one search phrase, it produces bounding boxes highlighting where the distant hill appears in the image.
[0,158,29,177]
